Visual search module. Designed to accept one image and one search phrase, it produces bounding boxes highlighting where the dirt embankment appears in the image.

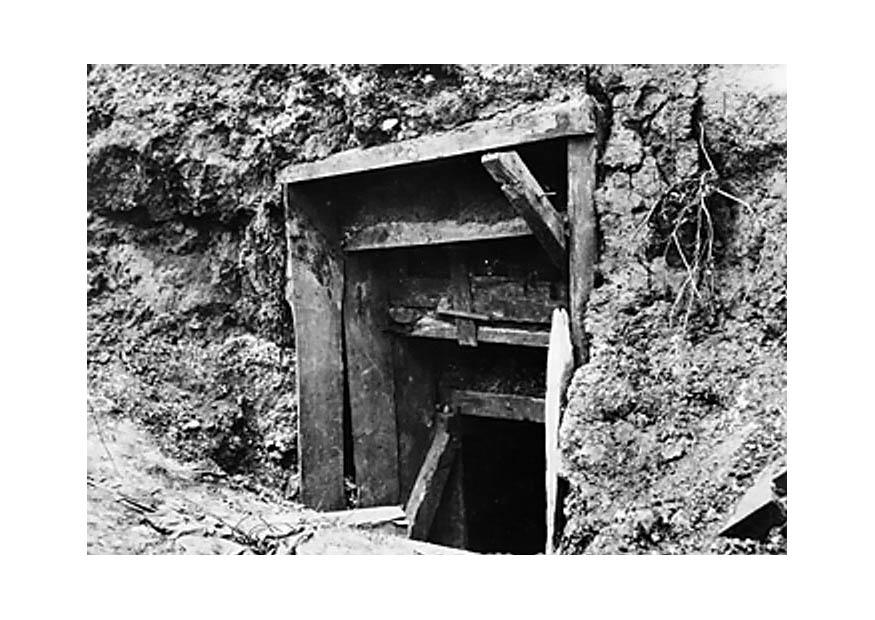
[87,65,786,553]
[87,64,595,492]
[559,65,786,554]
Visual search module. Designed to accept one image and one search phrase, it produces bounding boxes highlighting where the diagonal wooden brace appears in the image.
[404,412,459,540]
[481,151,567,269]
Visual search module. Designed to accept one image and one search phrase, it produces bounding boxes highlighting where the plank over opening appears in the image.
[447,389,545,424]
[390,315,550,348]
[344,253,400,506]
[343,218,532,252]
[567,136,598,362]
[405,415,459,541]
[390,275,567,325]
[278,98,597,184]
[284,186,346,510]
[481,151,566,269]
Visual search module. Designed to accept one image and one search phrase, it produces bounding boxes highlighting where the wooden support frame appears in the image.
[284,186,346,510]
[278,99,597,184]
[567,136,598,362]
[281,97,599,515]
[344,253,400,506]
[405,414,459,540]
[481,151,566,269]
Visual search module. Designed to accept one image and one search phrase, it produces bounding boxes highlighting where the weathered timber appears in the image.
[430,454,468,549]
[449,250,477,346]
[545,308,575,554]
[319,505,406,528]
[405,415,459,541]
[278,98,597,183]
[344,253,400,506]
[567,136,598,362]
[391,315,550,348]
[343,218,531,252]
[284,186,346,510]
[447,389,545,424]
[393,339,437,502]
[481,151,566,269]
[389,275,566,324]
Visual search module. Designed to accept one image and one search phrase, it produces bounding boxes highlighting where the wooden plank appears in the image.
[449,250,477,346]
[545,308,574,554]
[278,98,597,183]
[448,389,545,424]
[391,315,550,348]
[430,453,468,549]
[567,136,598,362]
[319,505,406,528]
[343,218,532,252]
[481,151,567,269]
[405,415,459,541]
[393,339,437,502]
[390,275,566,324]
[284,186,346,510]
[344,253,400,506]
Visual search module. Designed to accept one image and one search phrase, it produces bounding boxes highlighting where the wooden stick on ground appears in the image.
[545,308,574,554]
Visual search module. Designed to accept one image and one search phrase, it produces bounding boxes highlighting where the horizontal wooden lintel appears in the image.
[447,389,544,424]
[389,315,549,348]
[343,217,533,252]
[278,98,597,184]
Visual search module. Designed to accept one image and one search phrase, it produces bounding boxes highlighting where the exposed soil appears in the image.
[87,401,464,555]
[87,64,786,554]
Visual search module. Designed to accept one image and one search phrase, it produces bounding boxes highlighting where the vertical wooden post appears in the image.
[284,185,346,510]
[393,338,437,503]
[567,136,598,362]
[449,249,477,347]
[344,253,400,506]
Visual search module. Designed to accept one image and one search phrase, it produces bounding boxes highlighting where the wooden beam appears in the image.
[390,275,567,325]
[567,136,598,362]
[405,415,459,541]
[390,315,550,348]
[278,98,597,183]
[449,250,477,347]
[344,253,400,506]
[481,151,567,269]
[342,218,532,252]
[319,505,406,528]
[429,453,468,549]
[392,339,438,502]
[447,389,545,424]
[284,186,346,510]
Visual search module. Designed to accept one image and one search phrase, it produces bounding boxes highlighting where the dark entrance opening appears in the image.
[458,415,546,554]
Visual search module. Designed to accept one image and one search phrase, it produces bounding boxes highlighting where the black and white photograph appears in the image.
[85,64,787,556]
